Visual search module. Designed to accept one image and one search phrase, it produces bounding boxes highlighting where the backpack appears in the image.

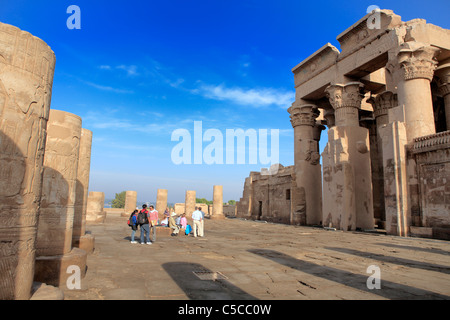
[127,212,136,227]
[137,210,149,225]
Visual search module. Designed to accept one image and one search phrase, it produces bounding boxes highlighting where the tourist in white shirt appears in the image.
[191,207,204,237]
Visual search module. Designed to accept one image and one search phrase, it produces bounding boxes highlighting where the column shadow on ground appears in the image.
[376,243,450,256]
[162,262,257,300]
[248,248,449,300]
[325,247,450,274]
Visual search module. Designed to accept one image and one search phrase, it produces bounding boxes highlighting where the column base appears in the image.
[30,282,64,300]
[72,233,95,254]
[34,248,87,288]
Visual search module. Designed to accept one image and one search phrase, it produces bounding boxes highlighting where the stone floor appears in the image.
[62,215,450,300]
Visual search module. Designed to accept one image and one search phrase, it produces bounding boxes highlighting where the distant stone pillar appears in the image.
[0,22,55,300]
[323,82,374,231]
[35,110,87,287]
[124,191,137,215]
[211,185,225,220]
[397,42,440,142]
[86,192,106,223]
[185,190,196,218]
[156,189,168,220]
[435,62,450,130]
[288,103,324,226]
[73,129,94,253]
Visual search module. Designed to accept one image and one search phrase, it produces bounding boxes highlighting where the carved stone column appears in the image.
[124,191,137,216]
[0,22,55,300]
[86,191,106,223]
[397,42,440,142]
[156,189,168,220]
[211,185,225,220]
[35,110,87,287]
[368,91,398,225]
[73,128,95,253]
[435,63,450,130]
[185,190,196,218]
[288,103,323,226]
[322,82,374,231]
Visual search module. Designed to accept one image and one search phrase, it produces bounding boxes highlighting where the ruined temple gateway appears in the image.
[236,10,450,240]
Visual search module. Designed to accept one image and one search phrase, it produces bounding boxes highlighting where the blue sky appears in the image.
[1,0,449,203]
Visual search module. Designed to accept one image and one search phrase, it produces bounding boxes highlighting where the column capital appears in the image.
[325,82,365,110]
[435,63,450,97]
[288,103,319,128]
[397,42,440,81]
[367,91,398,118]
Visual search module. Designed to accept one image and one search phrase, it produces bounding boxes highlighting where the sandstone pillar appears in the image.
[35,110,87,287]
[211,185,225,220]
[367,91,398,225]
[0,22,55,300]
[397,42,440,142]
[185,190,196,218]
[322,82,374,231]
[124,191,137,215]
[288,103,324,226]
[73,129,94,253]
[435,62,450,130]
[156,189,168,220]
[86,192,106,223]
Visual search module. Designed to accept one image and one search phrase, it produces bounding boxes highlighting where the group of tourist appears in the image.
[127,204,205,244]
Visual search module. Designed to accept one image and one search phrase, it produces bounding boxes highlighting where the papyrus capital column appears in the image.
[325,82,365,127]
[397,42,440,142]
[287,103,323,225]
[367,91,398,127]
[435,63,450,130]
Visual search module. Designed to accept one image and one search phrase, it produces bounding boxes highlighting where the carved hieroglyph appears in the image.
[37,110,82,257]
[0,22,55,300]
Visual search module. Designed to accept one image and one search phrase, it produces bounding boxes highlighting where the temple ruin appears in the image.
[237,10,450,240]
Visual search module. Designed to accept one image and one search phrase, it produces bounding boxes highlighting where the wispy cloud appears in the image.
[83,80,134,94]
[193,84,294,108]
[98,64,139,77]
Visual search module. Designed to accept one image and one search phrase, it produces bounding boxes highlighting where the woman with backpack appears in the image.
[128,209,139,244]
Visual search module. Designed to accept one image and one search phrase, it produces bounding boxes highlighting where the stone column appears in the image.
[35,110,87,287]
[211,185,225,220]
[73,129,94,253]
[288,103,324,226]
[185,190,196,218]
[435,62,450,130]
[397,42,440,142]
[323,82,374,231]
[367,91,398,225]
[124,191,137,215]
[156,189,168,220]
[86,192,106,223]
[0,22,55,300]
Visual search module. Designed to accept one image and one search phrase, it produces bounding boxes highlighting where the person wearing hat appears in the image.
[168,212,180,236]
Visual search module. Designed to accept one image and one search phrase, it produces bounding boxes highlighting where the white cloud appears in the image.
[195,84,294,108]
[83,80,134,94]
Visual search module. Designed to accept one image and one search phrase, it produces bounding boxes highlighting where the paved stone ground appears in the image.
[62,215,450,300]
